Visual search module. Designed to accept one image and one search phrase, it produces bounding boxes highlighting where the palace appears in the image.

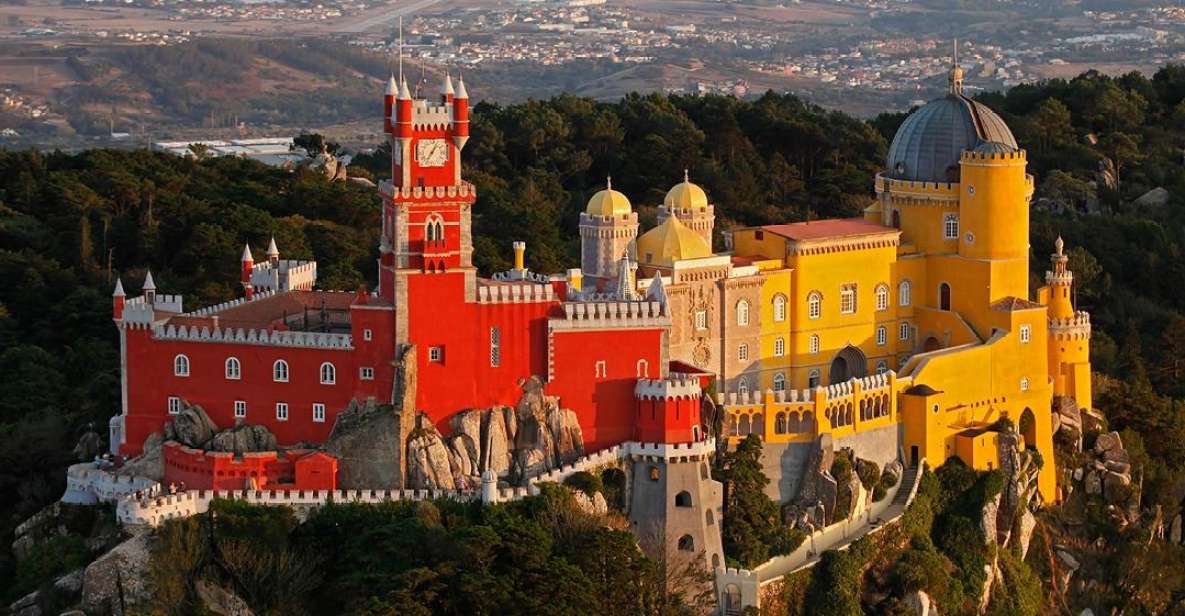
[107,60,1088,555]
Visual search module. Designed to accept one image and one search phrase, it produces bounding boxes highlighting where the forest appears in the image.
[2,66,1185,611]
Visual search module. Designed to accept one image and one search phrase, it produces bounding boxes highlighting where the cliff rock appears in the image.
[81,532,153,615]
[512,377,584,480]
[1053,396,1083,449]
[196,580,255,616]
[119,432,165,481]
[165,403,219,448]
[73,429,104,462]
[207,424,277,453]
[324,398,409,489]
[406,415,456,490]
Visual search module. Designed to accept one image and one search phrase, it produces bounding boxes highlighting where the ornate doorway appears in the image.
[829,345,868,384]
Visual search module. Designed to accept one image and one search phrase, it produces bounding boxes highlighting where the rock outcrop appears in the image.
[1053,396,1083,450]
[164,403,219,448]
[323,345,417,489]
[207,423,277,453]
[81,532,154,615]
[1074,430,1141,527]
[512,376,585,480]
[195,580,255,616]
[782,434,839,530]
[73,428,104,462]
[406,415,458,490]
[119,432,165,481]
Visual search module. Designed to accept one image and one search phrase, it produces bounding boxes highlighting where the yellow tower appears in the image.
[1040,237,1093,410]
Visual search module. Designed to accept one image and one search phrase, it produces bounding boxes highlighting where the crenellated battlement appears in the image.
[380,180,477,202]
[1048,311,1091,340]
[477,282,557,304]
[874,173,959,197]
[152,323,353,350]
[1045,270,1073,286]
[121,295,184,328]
[186,290,278,317]
[960,148,1027,163]
[62,463,160,505]
[550,300,668,331]
[634,373,701,400]
[410,100,453,130]
[250,259,317,293]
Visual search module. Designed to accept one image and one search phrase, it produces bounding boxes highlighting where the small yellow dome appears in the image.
[586,178,632,217]
[637,215,711,268]
[663,171,708,211]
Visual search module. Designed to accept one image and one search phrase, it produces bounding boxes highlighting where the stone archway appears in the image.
[829,345,868,384]
[923,336,942,352]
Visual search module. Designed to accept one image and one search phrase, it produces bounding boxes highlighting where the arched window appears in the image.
[808,369,821,389]
[737,300,750,326]
[636,359,649,378]
[739,414,751,436]
[706,509,715,526]
[675,491,692,507]
[939,282,951,311]
[677,535,695,552]
[773,373,786,392]
[875,284,889,311]
[225,357,241,380]
[876,326,887,346]
[174,354,190,377]
[273,360,289,382]
[775,411,787,434]
[807,292,821,319]
[890,210,901,229]
[737,379,750,396]
[738,344,749,362]
[774,337,785,357]
[773,294,788,322]
[943,213,959,240]
[898,280,912,307]
[809,334,820,355]
[320,362,336,385]
[876,360,888,374]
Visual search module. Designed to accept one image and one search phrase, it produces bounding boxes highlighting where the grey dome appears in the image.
[886,95,1017,183]
[974,140,1016,155]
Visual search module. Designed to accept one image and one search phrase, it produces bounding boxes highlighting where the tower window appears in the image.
[774,337,786,357]
[1020,377,1031,392]
[875,284,889,311]
[675,491,692,507]
[595,360,607,378]
[636,359,649,378]
[649,466,660,481]
[168,396,181,415]
[363,329,373,341]
[898,280,912,307]
[943,214,959,240]
[737,300,750,326]
[490,327,501,367]
[738,344,748,362]
[360,367,375,380]
[1019,324,1031,343]
[174,354,190,377]
[695,310,707,330]
[876,326,887,346]
[234,400,247,419]
[809,334,820,355]
[899,323,911,341]
[806,292,820,320]
[429,346,443,362]
[774,294,788,322]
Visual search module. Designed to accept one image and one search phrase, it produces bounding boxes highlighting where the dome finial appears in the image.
[606,175,612,191]
[1055,235,1065,256]
[683,168,690,184]
[949,39,964,95]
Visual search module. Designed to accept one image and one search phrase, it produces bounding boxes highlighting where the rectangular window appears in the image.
[899,322,911,341]
[313,403,326,423]
[490,327,501,367]
[944,214,959,240]
[1019,324,1031,343]
[429,346,443,362]
[774,337,785,357]
[695,310,707,330]
[168,396,181,415]
[840,284,856,314]
[595,360,607,378]
[234,400,247,419]
[738,344,748,362]
[360,367,375,380]
[877,326,887,346]
[276,402,289,421]
[363,328,373,341]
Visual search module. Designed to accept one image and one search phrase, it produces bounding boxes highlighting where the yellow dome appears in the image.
[663,172,708,210]
[637,215,712,268]
[586,178,632,217]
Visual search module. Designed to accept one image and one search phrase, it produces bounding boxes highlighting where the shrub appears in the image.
[563,471,603,497]
[856,460,881,491]
[599,468,625,510]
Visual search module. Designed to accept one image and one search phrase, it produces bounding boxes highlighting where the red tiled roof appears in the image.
[759,218,897,242]
[990,297,1045,312]
[167,290,362,330]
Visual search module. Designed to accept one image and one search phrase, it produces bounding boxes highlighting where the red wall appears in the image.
[163,442,338,491]
[546,328,666,450]
[405,273,556,433]
[635,396,702,444]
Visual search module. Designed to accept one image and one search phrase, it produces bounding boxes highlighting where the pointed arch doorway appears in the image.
[829,345,868,384]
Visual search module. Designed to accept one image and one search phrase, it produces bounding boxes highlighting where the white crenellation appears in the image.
[634,373,701,400]
[250,259,317,293]
[551,300,669,331]
[477,282,556,304]
[62,464,160,505]
[153,324,353,350]
[410,100,453,130]
[380,180,477,201]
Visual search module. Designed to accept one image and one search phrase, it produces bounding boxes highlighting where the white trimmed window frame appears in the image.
[313,403,326,423]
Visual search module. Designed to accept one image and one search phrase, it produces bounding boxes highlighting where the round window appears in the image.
[965,232,975,243]
[967,185,976,195]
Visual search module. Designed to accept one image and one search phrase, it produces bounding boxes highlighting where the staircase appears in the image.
[892,463,921,507]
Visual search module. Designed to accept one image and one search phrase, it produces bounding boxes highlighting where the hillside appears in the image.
[2,68,1185,613]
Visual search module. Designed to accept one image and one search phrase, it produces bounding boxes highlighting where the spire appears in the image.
[683,168,690,184]
[606,175,612,191]
[398,77,412,101]
[646,271,667,307]
[613,251,637,301]
[442,71,455,96]
[1055,235,1065,257]
[266,236,279,258]
[948,38,965,95]
[142,270,156,291]
[112,277,125,297]
[455,74,468,99]
[385,75,398,96]
[241,243,254,262]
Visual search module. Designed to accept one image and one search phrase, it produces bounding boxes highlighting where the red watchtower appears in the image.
[634,374,704,444]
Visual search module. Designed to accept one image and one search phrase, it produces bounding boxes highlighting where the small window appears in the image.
[773,294,787,322]
[755,230,764,240]
[649,466,660,481]
[595,360,607,378]
[737,300,750,326]
[490,327,501,367]
[429,346,443,362]
[876,361,888,374]
[1020,377,1031,392]
[943,213,959,240]
[1019,324,1031,344]
[677,535,695,552]
[675,491,692,507]
[808,370,821,389]
[809,334,820,355]
[174,354,190,377]
[225,357,241,380]
[320,362,336,385]
[313,403,326,423]
[168,396,181,415]
[360,367,375,380]
[234,400,247,419]
[363,328,373,341]
[273,360,289,382]
[738,344,748,362]
[875,284,889,311]
[636,359,649,378]
[773,373,786,392]
[840,284,856,314]
[276,402,289,421]
[806,292,820,320]
[737,379,750,396]
[898,280,912,307]
[899,323,911,341]
[876,326,887,346]
[695,310,708,330]
[774,337,785,357]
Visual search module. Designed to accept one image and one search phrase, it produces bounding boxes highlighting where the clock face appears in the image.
[415,139,449,167]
